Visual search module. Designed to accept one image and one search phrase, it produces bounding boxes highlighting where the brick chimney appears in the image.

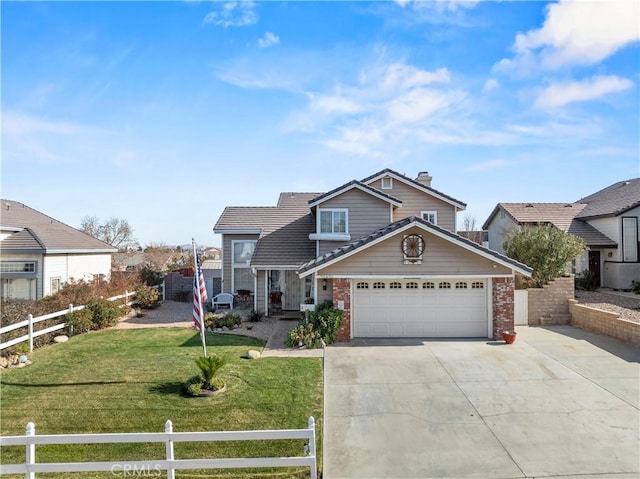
[416,171,432,187]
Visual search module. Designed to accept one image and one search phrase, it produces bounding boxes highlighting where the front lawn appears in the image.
[0,328,323,478]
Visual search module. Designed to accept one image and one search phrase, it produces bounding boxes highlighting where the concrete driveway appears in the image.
[323,326,639,479]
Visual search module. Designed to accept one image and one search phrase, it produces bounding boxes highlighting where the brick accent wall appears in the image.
[527,276,574,325]
[493,277,514,339]
[569,299,640,345]
[332,278,351,342]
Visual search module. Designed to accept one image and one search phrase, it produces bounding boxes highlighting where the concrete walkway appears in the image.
[261,319,324,358]
[323,326,639,479]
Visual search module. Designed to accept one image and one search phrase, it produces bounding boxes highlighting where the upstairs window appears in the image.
[319,209,347,234]
[381,176,393,189]
[622,217,638,262]
[1,261,36,273]
[421,211,437,224]
[232,240,256,293]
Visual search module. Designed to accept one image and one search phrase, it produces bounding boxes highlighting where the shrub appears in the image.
[184,375,203,397]
[134,284,160,309]
[64,308,94,336]
[194,354,226,390]
[285,306,343,348]
[86,298,121,329]
[575,270,598,291]
[138,267,164,287]
[224,313,243,329]
[248,309,263,322]
[632,281,640,295]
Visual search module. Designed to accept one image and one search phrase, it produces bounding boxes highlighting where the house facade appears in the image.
[214,169,531,341]
[0,200,116,300]
[483,179,640,290]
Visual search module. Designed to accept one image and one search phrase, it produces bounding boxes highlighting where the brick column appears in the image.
[492,277,515,339]
[332,278,351,342]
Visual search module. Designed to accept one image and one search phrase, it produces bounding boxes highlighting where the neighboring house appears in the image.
[113,250,147,272]
[483,178,640,290]
[214,169,532,341]
[0,200,117,300]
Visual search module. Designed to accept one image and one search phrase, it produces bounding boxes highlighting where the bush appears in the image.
[184,375,203,397]
[64,308,94,336]
[285,306,343,348]
[575,270,598,291]
[224,313,242,329]
[248,309,263,322]
[134,284,160,309]
[138,267,164,287]
[632,281,640,295]
[194,354,226,390]
[86,298,121,329]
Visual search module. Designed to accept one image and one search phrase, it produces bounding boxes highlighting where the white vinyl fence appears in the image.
[0,417,317,479]
[514,290,529,326]
[0,283,164,354]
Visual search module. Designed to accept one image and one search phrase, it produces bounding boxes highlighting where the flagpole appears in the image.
[193,238,207,358]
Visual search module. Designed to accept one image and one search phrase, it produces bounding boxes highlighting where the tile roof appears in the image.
[213,193,322,234]
[0,200,117,253]
[361,168,467,208]
[298,216,532,276]
[575,178,640,219]
[308,180,402,207]
[494,203,587,231]
[567,220,618,248]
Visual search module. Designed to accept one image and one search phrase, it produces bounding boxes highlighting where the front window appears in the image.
[232,240,256,293]
[319,209,347,234]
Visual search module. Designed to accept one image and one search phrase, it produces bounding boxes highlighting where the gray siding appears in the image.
[320,226,512,276]
[368,178,457,231]
[486,211,519,254]
[221,234,260,294]
[318,188,392,256]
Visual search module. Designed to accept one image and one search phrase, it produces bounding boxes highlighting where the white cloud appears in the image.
[464,159,511,172]
[535,75,634,108]
[308,93,363,115]
[483,78,499,92]
[2,111,96,137]
[258,32,280,48]
[497,0,640,72]
[204,1,257,28]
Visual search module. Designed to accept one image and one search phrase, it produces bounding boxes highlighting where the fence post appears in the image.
[27,315,34,354]
[165,420,175,479]
[25,422,35,479]
[125,290,129,306]
[308,416,317,479]
[162,281,166,301]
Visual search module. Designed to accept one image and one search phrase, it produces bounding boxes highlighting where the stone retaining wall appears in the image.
[528,276,574,325]
[569,299,640,346]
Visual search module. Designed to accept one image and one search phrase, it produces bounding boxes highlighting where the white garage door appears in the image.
[353,279,489,338]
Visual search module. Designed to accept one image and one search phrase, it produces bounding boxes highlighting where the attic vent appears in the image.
[525,203,534,207]
[564,204,573,207]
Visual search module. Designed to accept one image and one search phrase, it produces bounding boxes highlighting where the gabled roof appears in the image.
[576,178,640,219]
[308,180,402,208]
[362,168,467,210]
[567,220,617,248]
[0,200,116,253]
[298,216,532,277]
[213,192,322,235]
[483,203,586,231]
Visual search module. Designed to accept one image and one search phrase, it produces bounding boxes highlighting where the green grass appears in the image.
[0,328,323,478]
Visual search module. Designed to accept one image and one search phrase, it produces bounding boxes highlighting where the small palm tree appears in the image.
[195,354,226,390]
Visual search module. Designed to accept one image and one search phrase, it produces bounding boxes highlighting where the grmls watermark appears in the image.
[110,464,162,477]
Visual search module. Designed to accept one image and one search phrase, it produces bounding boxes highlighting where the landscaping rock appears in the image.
[246,349,261,360]
[54,335,69,343]
[0,357,8,368]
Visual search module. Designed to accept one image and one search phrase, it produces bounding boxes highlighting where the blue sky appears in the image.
[2,1,639,248]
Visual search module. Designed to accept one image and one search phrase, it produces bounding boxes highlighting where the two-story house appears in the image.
[483,178,639,290]
[214,169,532,341]
[0,200,117,300]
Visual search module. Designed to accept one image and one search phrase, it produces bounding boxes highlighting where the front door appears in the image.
[283,270,302,310]
[588,251,601,287]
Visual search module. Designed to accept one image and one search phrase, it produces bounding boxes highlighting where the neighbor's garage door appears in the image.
[353,279,488,338]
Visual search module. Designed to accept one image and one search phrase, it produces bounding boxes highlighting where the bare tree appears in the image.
[462,214,485,245]
[80,216,138,250]
[144,243,180,272]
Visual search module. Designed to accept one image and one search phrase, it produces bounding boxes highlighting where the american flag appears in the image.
[193,252,208,330]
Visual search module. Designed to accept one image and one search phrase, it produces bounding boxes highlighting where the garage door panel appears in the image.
[353,279,488,338]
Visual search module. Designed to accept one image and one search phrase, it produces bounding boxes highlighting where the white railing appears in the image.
[0,417,317,479]
[0,291,137,353]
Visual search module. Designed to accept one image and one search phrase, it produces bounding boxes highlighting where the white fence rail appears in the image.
[0,417,317,479]
[0,291,138,354]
